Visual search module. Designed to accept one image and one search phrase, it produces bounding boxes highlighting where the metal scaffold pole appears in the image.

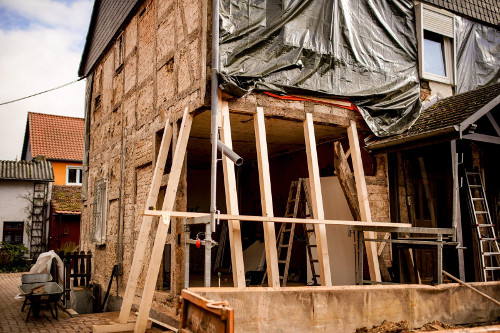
[208,0,220,288]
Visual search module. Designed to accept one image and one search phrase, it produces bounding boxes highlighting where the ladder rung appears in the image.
[469,185,481,188]
[279,244,289,248]
[278,260,287,264]
[466,172,480,175]
[472,198,485,201]
[484,267,500,271]
[483,252,500,256]
[480,238,497,241]
[283,228,293,232]
[477,224,494,227]
[475,211,488,214]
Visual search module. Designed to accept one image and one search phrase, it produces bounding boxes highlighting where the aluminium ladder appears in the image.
[465,170,500,281]
[261,178,320,286]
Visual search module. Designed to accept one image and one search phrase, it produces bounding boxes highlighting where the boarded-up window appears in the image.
[93,179,108,245]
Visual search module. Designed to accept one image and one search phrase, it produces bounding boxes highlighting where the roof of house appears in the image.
[23,112,85,162]
[423,0,499,26]
[51,185,82,214]
[78,0,498,78]
[0,160,54,182]
[366,83,500,151]
[78,0,140,77]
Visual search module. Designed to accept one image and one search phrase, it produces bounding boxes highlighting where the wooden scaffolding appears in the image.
[94,105,410,333]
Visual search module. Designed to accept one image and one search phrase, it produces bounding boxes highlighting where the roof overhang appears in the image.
[367,92,500,153]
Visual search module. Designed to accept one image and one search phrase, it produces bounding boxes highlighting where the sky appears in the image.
[0,0,93,160]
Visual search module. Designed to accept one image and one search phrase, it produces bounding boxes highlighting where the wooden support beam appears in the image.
[117,119,173,324]
[220,101,246,288]
[486,112,500,137]
[347,120,382,282]
[144,210,412,229]
[304,113,332,286]
[333,141,361,221]
[135,108,193,333]
[254,107,280,288]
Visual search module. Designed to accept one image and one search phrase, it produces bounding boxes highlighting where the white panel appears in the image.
[422,6,454,37]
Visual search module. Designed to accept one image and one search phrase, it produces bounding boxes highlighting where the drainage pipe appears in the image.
[208,0,220,288]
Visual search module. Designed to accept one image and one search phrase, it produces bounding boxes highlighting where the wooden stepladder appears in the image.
[465,170,500,281]
[262,178,320,286]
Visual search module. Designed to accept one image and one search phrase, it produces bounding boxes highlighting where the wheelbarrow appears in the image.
[18,281,64,322]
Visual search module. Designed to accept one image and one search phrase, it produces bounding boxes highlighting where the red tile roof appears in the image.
[28,112,84,161]
[51,185,82,214]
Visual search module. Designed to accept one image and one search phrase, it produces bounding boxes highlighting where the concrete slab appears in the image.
[190,283,500,333]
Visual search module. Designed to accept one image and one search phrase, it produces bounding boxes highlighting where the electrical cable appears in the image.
[0,78,84,106]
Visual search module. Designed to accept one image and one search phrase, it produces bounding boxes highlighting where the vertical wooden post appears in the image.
[86,251,92,288]
[347,120,381,282]
[303,113,332,286]
[254,107,280,288]
[117,119,173,324]
[135,109,193,333]
[79,251,85,286]
[220,101,246,288]
[73,251,79,287]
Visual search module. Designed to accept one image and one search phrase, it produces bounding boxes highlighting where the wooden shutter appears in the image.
[93,179,108,245]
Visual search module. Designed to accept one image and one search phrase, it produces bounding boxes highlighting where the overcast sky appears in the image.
[0,0,93,160]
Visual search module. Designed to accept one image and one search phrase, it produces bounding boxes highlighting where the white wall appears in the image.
[307,176,356,285]
[0,180,33,250]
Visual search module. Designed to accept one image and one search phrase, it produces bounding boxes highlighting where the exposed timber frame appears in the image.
[95,106,414,333]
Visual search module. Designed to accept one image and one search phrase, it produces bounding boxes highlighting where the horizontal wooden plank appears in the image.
[143,210,411,228]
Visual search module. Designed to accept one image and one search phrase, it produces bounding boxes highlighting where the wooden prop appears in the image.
[304,113,332,286]
[220,101,246,288]
[254,107,280,287]
[134,108,193,333]
[117,119,173,324]
[347,120,381,282]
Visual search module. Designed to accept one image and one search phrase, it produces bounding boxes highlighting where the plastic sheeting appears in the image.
[456,17,500,94]
[29,250,64,283]
[219,0,422,137]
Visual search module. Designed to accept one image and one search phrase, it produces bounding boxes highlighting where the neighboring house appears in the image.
[48,185,82,252]
[21,112,85,186]
[77,0,499,329]
[21,112,84,254]
[0,159,54,259]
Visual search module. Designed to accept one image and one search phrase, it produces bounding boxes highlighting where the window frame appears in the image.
[66,166,83,185]
[3,221,24,244]
[415,3,456,85]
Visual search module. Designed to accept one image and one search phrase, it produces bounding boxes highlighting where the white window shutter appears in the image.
[422,5,454,38]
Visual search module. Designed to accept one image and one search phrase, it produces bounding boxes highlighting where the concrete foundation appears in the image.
[190,282,500,333]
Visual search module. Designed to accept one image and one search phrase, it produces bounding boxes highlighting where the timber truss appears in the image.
[94,105,412,333]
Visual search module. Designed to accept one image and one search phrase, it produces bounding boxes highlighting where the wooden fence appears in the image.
[53,251,92,302]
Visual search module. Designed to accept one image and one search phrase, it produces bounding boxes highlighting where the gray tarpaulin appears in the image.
[219,0,422,137]
[456,17,500,94]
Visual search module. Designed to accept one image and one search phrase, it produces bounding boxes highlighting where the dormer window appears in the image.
[416,3,455,85]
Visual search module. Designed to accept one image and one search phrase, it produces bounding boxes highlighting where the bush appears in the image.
[0,242,32,273]
[57,241,77,254]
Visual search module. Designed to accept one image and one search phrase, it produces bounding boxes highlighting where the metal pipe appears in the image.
[217,140,243,166]
[208,0,221,288]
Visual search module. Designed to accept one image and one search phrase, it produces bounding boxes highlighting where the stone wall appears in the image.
[81,0,208,301]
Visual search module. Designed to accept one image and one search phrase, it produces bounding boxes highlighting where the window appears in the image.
[92,179,108,245]
[3,222,24,243]
[67,166,83,185]
[115,32,124,71]
[416,3,455,84]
